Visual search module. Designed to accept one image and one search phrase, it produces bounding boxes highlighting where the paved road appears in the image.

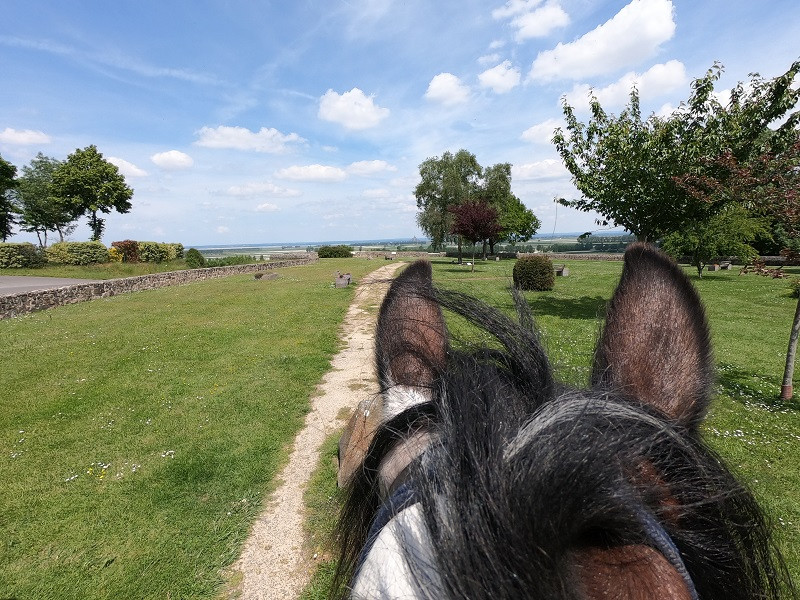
[0,276,103,296]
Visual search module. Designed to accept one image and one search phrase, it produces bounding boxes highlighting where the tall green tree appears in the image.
[0,154,19,242]
[553,61,800,242]
[415,149,482,255]
[52,145,133,241]
[16,153,76,247]
[482,163,541,252]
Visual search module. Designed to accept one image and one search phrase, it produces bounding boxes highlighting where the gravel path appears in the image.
[228,262,404,600]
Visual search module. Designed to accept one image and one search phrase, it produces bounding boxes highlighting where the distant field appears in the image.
[303,257,800,596]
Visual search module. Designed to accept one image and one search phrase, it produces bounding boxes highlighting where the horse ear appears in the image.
[592,243,713,429]
[376,260,447,400]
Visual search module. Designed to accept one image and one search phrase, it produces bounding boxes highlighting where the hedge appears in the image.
[46,241,110,265]
[0,243,46,268]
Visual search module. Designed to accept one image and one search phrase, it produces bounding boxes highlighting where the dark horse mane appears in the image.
[332,245,796,599]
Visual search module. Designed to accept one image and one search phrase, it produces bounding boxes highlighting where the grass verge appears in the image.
[0,258,379,599]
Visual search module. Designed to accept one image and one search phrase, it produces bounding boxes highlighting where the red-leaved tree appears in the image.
[449,200,501,272]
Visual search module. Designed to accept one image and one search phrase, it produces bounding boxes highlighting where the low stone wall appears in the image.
[352,251,445,259]
[517,252,625,261]
[0,257,318,320]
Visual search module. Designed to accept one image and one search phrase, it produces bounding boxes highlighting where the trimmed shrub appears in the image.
[112,240,139,263]
[138,241,169,263]
[513,255,555,291]
[185,248,206,269]
[46,241,110,265]
[169,243,184,259]
[318,245,353,258]
[108,246,124,263]
[0,243,46,268]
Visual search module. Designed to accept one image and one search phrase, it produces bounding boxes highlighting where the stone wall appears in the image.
[0,256,318,320]
[518,252,625,261]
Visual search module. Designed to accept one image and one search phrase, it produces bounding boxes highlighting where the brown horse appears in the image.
[333,244,795,599]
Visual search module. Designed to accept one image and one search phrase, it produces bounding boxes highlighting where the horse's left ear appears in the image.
[376,260,447,398]
[592,243,713,429]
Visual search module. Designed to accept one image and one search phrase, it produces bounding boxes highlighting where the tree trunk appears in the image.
[482,239,487,260]
[471,244,476,272]
[489,239,495,255]
[781,294,800,400]
[457,236,463,264]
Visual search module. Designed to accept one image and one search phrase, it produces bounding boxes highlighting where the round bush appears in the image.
[318,245,353,258]
[185,248,206,269]
[513,255,555,291]
[46,241,109,265]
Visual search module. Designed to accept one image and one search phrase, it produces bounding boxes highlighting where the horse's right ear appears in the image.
[592,243,713,429]
[376,260,447,402]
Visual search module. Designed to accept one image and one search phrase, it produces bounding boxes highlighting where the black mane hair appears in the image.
[332,250,796,600]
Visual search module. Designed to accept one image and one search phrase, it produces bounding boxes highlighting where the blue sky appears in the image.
[2,0,799,246]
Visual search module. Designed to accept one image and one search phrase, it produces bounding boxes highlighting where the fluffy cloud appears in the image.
[318,88,390,130]
[274,164,347,182]
[521,118,563,144]
[347,160,397,176]
[492,0,544,19]
[529,0,676,81]
[512,159,569,180]
[226,181,301,197]
[510,2,570,41]
[425,73,470,106]
[108,157,148,178]
[150,150,194,170]
[255,203,280,212]
[216,225,230,234]
[0,127,51,145]
[479,61,521,93]
[564,60,687,109]
[195,125,304,152]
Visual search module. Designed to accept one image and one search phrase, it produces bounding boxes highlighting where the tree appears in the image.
[678,137,800,399]
[52,145,133,241]
[16,153,76,247]
[415,152,540,259]
[482,163,541,252]
[662,204,766,278]
[415,150,482,257]
[553,61,800,242]
[0,154,18,242]
[449,200,501,271]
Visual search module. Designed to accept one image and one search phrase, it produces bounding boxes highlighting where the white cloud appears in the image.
[255,203,280,212]
[510,2,570,41]
[362,188,391,198]
[195,125,304,153]
[521,118,563,144]
[318,88,390,130]
[492,0,545,19]
[479,61,521,93]
[530,0,676,81]
[0,127,51,145]
[512,159,569,180]
[150,150,194,170]
[275,164,347,182]
[478,53,502,66]
[564,60,687,109]
[108,157,148,178]
[425,73,470,106]
[347,160,397,176]
[226,181,301,197]
[216,226,230,234]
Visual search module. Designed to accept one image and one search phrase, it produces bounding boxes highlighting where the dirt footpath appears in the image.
[229,262,403,600]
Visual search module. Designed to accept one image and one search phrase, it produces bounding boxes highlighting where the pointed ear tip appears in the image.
[398,259,433,282]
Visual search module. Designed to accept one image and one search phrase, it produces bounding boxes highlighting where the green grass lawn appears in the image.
[302,256,800,596]
[0,258,381,599]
